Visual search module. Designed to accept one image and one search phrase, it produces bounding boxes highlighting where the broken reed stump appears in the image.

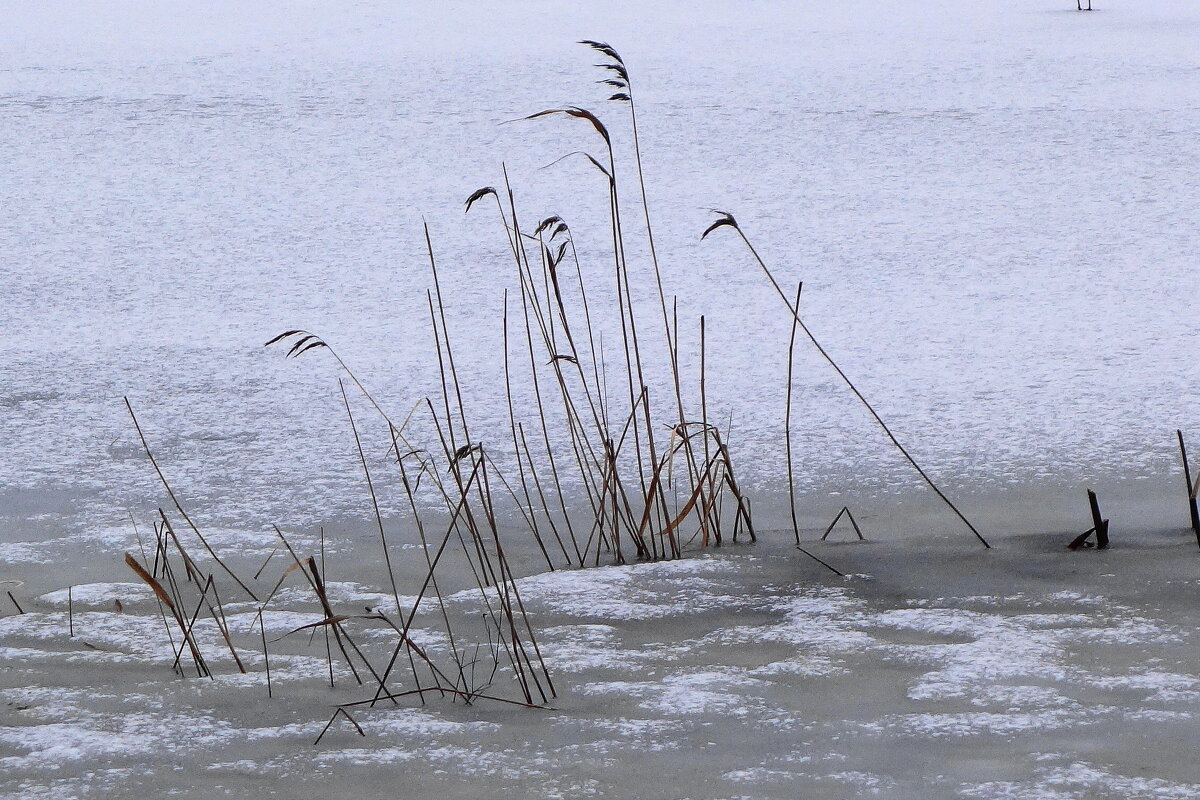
[821,506,864,541]
[1068,489,1109,550]
[1177,430,1200,549]
[314,707,366,746]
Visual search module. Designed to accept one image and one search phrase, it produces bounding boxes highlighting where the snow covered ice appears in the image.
[2,0,1200,797]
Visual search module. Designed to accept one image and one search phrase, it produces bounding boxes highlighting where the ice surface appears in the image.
[2,0,1198,542]
[3,540,1200,797]
[3,0,1200,796]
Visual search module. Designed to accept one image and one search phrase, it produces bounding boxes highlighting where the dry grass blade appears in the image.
[124,552,176,610]
[785,281,803,546]
[525,107,611,145]
[257,608,272,698]
[263,329,304,347]
[340,378,405,622]
[279,615,352,639]
[285,334,318,357]
[124,398,259,599]
[539,150,612,181]
[252,547,279,581]
[553,240,569,264]
[292,341,328,358]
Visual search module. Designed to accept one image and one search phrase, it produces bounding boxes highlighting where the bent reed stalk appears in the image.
[702,212,990,549]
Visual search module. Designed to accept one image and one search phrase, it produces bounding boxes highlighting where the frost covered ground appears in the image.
[3,0,1200,797]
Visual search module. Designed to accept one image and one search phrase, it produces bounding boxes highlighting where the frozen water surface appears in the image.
[2,0,1200,797]
[4,539,1200,798]
[1,0,1198,533]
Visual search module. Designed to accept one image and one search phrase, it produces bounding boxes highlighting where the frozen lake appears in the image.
[6,536,1200,799]
[2,0,1200,797]
[2,0,1198,538]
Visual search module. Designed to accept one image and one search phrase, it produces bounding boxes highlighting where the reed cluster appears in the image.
[117,43,761,731]
[267,42,762,572]
[114,41,999,733]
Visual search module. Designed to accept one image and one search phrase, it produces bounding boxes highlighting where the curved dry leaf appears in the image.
[293,340,328,358]
[279,615,350,639]
[582,153,612,180]
[264,329,304,347]
[285,334,318,357]
[526,107,611,145]
[701,212,739,240]
[562,106,612,145]
[540,149,612,181]
[123,553,175,611]
[395,448,429,465]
